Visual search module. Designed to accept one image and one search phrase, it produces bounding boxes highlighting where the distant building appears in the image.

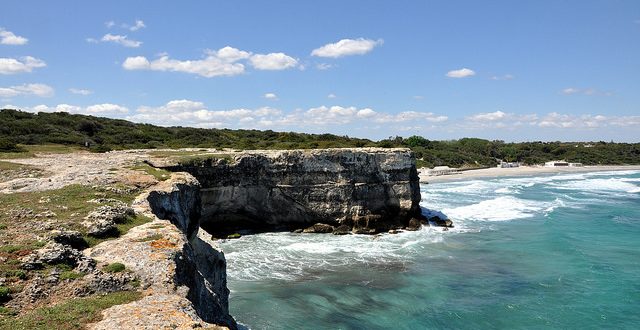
[545,160,583,167]
[428,166,460,176]
[497,161,520,168]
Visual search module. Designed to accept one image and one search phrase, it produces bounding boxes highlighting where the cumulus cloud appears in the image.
[311,38,383,58]
[249,53,298,70]
[463,110,640,130]
[99,34,142,48]
[264,93,278,100]
[0,83,54,98]
[15,103,129,115]
[69,88,93,95]
[0,56,46,75]
[446,68,476,78]
[0,28,28,45]
[123,47,298,77]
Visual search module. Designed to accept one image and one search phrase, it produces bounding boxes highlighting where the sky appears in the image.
[1,0,639,142]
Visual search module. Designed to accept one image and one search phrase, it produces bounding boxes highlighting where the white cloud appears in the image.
[561,87,580,95]
[122,56,150,70]
[129,20,146,31]
[123,47,298,77]
[105,21,116,28]
[327,93,337,99]
[490,74,514,80]
[0,56,46,75]
[446,68,476,78]
[413,95,424,100]
[311,38,383,58]
[0,28,28,45]
[264,93,278,100]
[16,103,129,115]
[85,103,129,114]
[249,53,298,70]
[469,110,507,121]
[316,63,334,70]
[100,33,142,48]
[561,87,611,96]
[69,88,93,95]
[373,111,448,123]
[357,108,377,118]
[0,83,54,98]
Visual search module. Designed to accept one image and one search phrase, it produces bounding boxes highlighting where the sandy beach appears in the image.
[419,165,640,183]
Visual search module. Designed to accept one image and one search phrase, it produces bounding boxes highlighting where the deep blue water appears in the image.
[221,170,640,329]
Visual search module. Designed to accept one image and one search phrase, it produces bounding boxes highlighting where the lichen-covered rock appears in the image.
[332,225,352,235]
[82,204,135,237]
[48,230,88,249]
[166,148,423,234]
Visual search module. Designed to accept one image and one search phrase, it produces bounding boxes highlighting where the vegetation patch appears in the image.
[129,162,171,181]
[0,290,142,330]
[102,262,126,273]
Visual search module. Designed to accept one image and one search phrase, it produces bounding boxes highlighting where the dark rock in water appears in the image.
[388,229,401,234]
[352,227,376,235]
[431,217,453,228]
[303,223,334,233]
[332,225,351,235]
[405,218,422,231]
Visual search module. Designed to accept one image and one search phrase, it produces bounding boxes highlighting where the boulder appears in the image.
[82,204,135,237]
[303,223,335,233]
[332,225,351,235]
[49,230,88,249]
[405,218,422,231]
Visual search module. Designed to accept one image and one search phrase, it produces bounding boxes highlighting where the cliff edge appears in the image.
[163,148,424,235]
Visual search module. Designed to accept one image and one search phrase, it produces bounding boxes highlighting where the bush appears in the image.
[0,138,25,153]
[0,286,10,302]
[103,262,126,273]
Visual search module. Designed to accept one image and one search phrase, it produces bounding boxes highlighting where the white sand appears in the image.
[419,165,640,183]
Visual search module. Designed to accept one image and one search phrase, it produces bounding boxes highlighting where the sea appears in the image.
[220,170,640,329]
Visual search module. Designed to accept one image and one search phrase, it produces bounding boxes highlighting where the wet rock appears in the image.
[292,229,303,233]
[388,229,401,234]
[405,218,422,231]
[352,227,376,235]
[431,217,453,227]
[332,225,351,235]
[303,223,335,233]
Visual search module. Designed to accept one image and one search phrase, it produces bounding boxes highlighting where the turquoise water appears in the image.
[221,170,640,329]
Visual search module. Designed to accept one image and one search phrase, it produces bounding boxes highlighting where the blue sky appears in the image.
[1,0,639,141]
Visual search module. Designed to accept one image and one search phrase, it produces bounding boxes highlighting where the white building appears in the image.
[497,161,520,168]
[545,160,583,167]
[427,166,460,176]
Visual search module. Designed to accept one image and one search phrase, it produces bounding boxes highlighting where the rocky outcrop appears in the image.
[87,173,236,329]
[165,148,424,234]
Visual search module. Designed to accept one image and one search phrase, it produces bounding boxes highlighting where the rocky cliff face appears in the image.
[167,148,423,234]
[88,173,236,329]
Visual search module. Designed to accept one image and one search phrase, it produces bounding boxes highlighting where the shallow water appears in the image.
[221,170,640,329]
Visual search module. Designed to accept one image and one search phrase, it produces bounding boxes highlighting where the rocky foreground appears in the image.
[0,147,451,329]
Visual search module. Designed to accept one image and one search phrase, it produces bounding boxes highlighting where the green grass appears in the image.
[0,291,142,330]
[59,271,86,280]
[0,144,82,160]
[129,162,171,181]
[102,263,125,273]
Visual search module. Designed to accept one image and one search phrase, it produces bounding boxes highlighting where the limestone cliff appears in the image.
[87,173,236,329]
[165,148,424,234]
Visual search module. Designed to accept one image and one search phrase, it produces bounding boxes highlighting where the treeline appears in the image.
[1,109,639,167]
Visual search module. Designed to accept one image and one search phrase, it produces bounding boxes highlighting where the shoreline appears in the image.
[419,165,640,183]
